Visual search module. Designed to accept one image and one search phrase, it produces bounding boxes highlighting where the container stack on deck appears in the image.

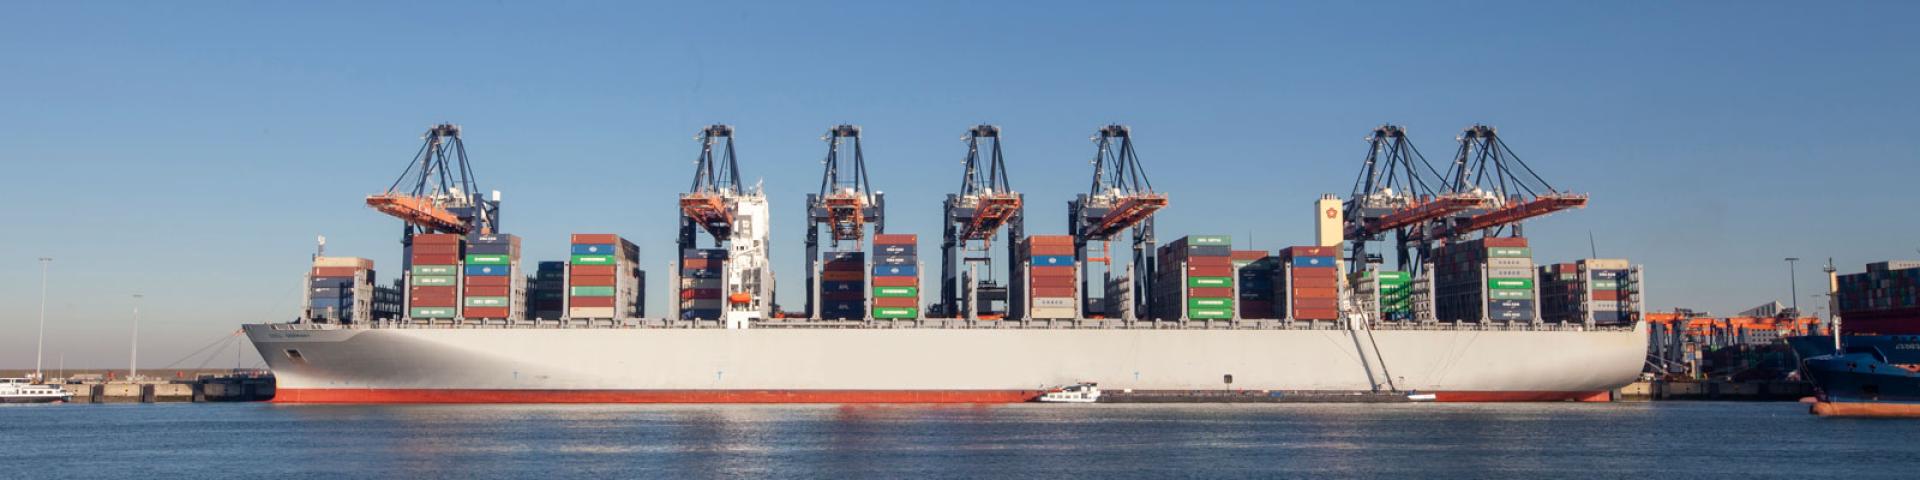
[1019,235,1077,320]
[1350,270,1413,322]
[1151,235,1235,320]
[408,234,464,319]
[1537,258,1638,326]
[1277,246,1340,321]
[1431,237,1535,322]
[567,234,641,320]
[1834,261,1920,334]
[679,248,727,320]
[871,234,921,320]
[461,234,524,320]
[530,261,565,320]
[1233,250,1277,320]
[308,256,376,323]
[820,251,866,320]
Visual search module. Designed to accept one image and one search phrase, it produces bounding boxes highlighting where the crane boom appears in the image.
[367,123,497,236]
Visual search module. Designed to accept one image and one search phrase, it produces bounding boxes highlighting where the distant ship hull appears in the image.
[244,322,1646,404]
[1802,350,1920,417]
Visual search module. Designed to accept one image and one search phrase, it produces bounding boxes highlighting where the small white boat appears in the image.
[1037,383,1101,403]
[1406,393,1437,402]
[0,378,72,404]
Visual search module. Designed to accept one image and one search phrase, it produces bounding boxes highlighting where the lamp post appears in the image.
[1785,257,1800,314]
[36,257,51,382]
[130,294,143,380]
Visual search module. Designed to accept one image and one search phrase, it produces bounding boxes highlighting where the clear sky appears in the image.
[2,1,1916,368]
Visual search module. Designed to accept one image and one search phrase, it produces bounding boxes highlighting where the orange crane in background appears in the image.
[365,123,500,264]
[1069,125,1168,320]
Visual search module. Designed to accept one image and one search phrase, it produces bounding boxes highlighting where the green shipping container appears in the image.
[465,254,510,265]
[1488,278,1535,290]
[1488,289,1535,300]
[464,296,510,307]
[1590,280,1622,290]
[872,286,918,298]
[411,275,457,286]
[1190,235,1232,247]
[1188,308,1233,319]
[411,265,458,275]
[570,286,616,297]
[1189,297,1234,310]
[873,307,918,319]
[410,307,456,318]
[1487,247,1532,258]
[1189,276,1233,288]
[571,254,615,266]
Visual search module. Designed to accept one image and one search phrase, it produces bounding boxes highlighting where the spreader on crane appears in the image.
[1068,125,1167,320]
[938,125,1025,319]
[804,124,885,319]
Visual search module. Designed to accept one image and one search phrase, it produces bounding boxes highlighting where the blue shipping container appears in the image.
[309,287,353,299]
[467,243,514,255]
[574,244,618,255]
[1292,256,1338,268]
[465,264,510,276]
[1031,255,1074,267]
[310,276,355,288]
[872,265,917,277]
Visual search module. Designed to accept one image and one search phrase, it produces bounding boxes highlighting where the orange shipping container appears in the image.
[1031,266,1076,278]
[1027,246,1075,256]
[410,295,457,307]
[464,286,509,297]
[1032,287,1075,298]
[872,276,918,287]
[1187,266,1232,277]
[1293,298,1338,309]
[1593,290,1623,301]
[873,297,917,308]
[414,234,464,245]
[571,233,620,244]
[569,296,615,307]
[873,234,918,245]
[571,275,615,287]
[1028,277,1076,288]
[1293,287,1338,299]
[1481,237,1529,248]
[1294,308,1339,320]
[1231,250,1269,261]
[1026,235,1074,246]
[311,266,363,277]
[1291,266,1340,277]
[413,244,461,255]
[1189,287,1232,297]
[1184,256,1232,267]
[411,254,459,265]
[1291,277,1338,288]
[462,307,510,318]
[466,276,511,287]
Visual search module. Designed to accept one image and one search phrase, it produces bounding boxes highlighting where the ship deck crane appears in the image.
[676,125,774,324]
[1342,125,1483,273]
[1068,125,1167,320]
[939,125,1025,320]
[804,124,885,320]
[1430,125,1588,242]
[366,123,500,268]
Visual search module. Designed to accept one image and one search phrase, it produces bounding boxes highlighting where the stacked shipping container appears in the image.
[530,261,565,320]
[1233,250,1276,320]
[871,234,920,319]
[1834,261,1920,334]
[309,256,376,323]
[680,248,727,320]
[567,234,642,319]
[1020,235,1077,319]
[1277,246,1340,320]
[1537,258,1638,326]
[408,234,464,319]
[820,251,866,320]
[461,234,525,320]
[1151,235,1235,320]
[1350,270,1413,322]
[1431,237,1535,322]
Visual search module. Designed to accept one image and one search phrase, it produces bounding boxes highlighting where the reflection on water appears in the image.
[5,402,1919,478]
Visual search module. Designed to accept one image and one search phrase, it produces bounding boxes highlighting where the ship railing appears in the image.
[276,317,1634,332]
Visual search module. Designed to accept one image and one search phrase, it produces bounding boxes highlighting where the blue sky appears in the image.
[2,1,1916,367]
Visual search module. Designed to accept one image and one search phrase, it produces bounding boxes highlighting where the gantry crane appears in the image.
[804,124,885,319]
[1068,125,1167,320]
[676,125,774,324]
[939,125,1025,319]
[1342,125,1483,274]
[366,123,500,269]
[1429,125,1588,243]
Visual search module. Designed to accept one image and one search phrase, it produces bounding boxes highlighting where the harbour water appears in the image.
[4,402,1917,478]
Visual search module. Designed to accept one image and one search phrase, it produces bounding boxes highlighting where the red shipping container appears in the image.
[571,233,620,244]
[822,271,866,281]
[1283,246,1338,257]
[1183,256,1232,267]
[311,266,363,277]
[680,288,722,299]
[464,286,509,297]
[466,276,511,287]
[410,295,457,307]
[1031,266,1076,278]
[571,264,616,275]
[1294,308,1340,320]
[1189,287,1232,297]
[823,261,865,272]
[1593,290,1623,301]
[1187,265,1232,277]
[1293,298,1338,309]
[1027,246,1075,256]
[1291,277,1338,288]
[414,233,464,245]
[410,285,456,295]
[1291,266,1339,277]
[823,291,864,301]
[873,297,917,308]
[683,258,715,269]
[873,234,918,245]
[413,244,461,255]
[462,307,510,318]
[1481,237,1529,248]
[569,296,615,307]
[1029,277,1076,288]
[411,254,459,265]
[571,275,615,287]
[1026,235,1074,246]
[873,276,919,287]
[1293,287,1338,299]
[1032,287,1075,298]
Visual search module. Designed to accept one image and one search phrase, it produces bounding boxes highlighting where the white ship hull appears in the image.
[244,322,1646,403]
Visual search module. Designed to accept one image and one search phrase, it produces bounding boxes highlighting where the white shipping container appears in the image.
[569,307,616,318]
[1030,306,1077,319]
[1488,268,1533,279]
[313,256,376,269]
[1578,258,1630,270]
[1033,297,1075,308]
[1487,258,1534,269]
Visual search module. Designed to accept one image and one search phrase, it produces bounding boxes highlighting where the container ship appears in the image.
[247,123,1648,403]
[1788,261,1920,416]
